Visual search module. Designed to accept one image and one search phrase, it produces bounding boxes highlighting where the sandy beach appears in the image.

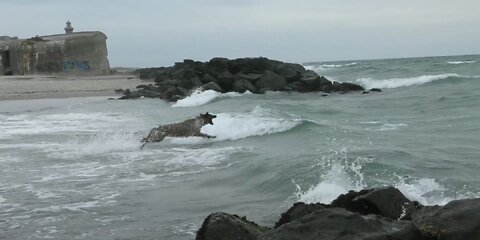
[0,75,144,101]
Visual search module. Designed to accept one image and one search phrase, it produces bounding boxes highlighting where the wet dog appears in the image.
[140,112,217,149]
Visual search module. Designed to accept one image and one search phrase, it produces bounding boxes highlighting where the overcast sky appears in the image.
[1,0,479,67]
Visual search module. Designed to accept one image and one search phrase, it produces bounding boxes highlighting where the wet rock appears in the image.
[299,71,332,92]
[196,212,269,240]
[123,57,365,101]
[194,186,480,240]
[164,86,189,102]
[201,74,218,84]
[260,208,422,240]
[236,73,263,83]
[274,63,302,82]
[202,82,223,92]
[233,78,257,93]
[331,186,415,220]
[215,70,235,92]
[274,202,327,228]
[330,82,365,91]
[255,70,287,91]
[369,88,382,92]
[411,198,480,240]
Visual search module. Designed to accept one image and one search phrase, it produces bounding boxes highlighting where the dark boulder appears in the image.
[171,68,202,89]
[164,86,189,102]
[255,70,287,91]
[260,208,423,240]
[201,74,218,84]
[331,186,415,220]
[285,81,305,92]
[299,70,331,92]
[196,212,269,240]
[236,73,263,84]
[233,79,257,93]
[369,88,382,92]
[124,57,365,100]
[207,57,230,71]
[274,63,302,83]
[215,70,235,92]
[202,82,223,92]
[329,82,365,92]
[274,202,327,228]
[229,57,280,74]
[411,198,480,240]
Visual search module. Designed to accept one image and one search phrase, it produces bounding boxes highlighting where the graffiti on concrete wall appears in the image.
[63,61,91,72]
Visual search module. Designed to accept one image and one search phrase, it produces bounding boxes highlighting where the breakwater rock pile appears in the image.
[120,57,368,101]
[196,186,480,240]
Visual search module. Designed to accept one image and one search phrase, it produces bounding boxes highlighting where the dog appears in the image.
[140,112,217,149]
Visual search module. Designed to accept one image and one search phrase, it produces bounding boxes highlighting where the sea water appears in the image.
[1,55,479,239]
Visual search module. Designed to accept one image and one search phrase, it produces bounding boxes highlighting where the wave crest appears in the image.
[304,62,357,72]
[201,107,302,141]
[172,89,251,108]
[447,60,476,65]
[356,73,474,89]
[292,148,480,206]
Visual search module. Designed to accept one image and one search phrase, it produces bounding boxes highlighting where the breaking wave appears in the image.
[447,60,476,65]
[305,62,357,73]
[201,107,302,141]
[356,73,478,89]
[292,148,480,206]
[172,89,251,108]
[169,106,302,144]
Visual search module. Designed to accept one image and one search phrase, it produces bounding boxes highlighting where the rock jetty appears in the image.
[196,186,480,240]
[119,57,367,102]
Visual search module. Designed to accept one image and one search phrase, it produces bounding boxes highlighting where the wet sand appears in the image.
[0,75,145,101]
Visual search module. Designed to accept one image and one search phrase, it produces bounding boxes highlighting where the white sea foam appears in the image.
[33,200,102,213]
[0,195,6,203]
[294,162,362,204]
[293,149,480,206]
[53,131,141,158]
[0,112,130,139]
[161,147,241,169]
[201,109,302,142]
[447,60,476,65]
[357,73,464,89]
[25,185,58,199]
[172,89,251,108]
[305,62,357,73]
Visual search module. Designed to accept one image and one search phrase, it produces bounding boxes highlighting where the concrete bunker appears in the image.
[0,21,110,76]
[0,50,13,75]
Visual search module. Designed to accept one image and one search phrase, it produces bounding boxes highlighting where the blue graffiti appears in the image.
[63,61,91,72]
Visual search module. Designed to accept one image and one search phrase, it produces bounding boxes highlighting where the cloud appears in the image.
[1,0,479,67]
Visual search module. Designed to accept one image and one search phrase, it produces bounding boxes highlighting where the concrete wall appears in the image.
[62,32,110,75]
[0,32,110,75]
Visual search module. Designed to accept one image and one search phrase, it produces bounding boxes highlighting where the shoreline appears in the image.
[0,74,145,101]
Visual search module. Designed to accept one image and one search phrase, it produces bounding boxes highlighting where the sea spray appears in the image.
[201,107,302,141]
[292,147,480,206]
[172,89,252,108]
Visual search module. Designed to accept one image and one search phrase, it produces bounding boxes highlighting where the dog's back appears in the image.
[141,113,216,148]
[157,118,204,137]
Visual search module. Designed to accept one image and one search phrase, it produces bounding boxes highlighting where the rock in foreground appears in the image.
[195,186,480,240]
[121,57,366,101]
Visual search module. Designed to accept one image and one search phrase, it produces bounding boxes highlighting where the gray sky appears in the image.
[1,0,480,67]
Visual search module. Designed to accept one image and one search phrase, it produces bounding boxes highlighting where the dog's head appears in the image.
[200,112,217,125]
